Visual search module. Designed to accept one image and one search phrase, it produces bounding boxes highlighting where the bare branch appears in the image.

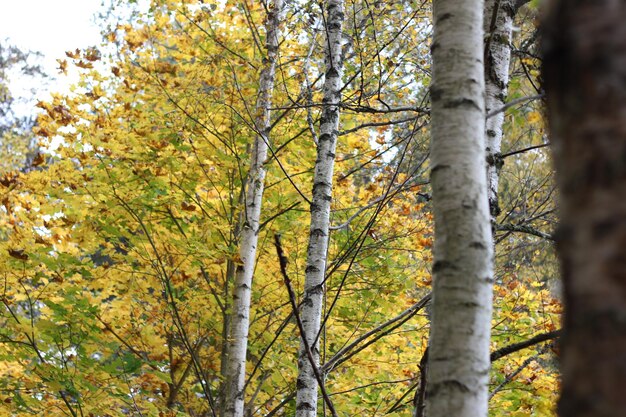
[501,142,550,158]
[495,223,554,241]
[322,293,431,372]
[490,345,551,399]
[274,234,338,417]
[338,116,420,136]
[486,94,544,119]
[490,330,560,362]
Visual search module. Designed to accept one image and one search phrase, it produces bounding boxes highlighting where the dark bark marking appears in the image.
[318,133,332,143]
[430,164,450,175]
[313,181,331,192]
[297,402,316,411]
[470,241,487,249]
[308,284,324,295]
[462,199,477,209]
[326,66,339,78]
[305,265,320,273]
[310,228,326,238]
[430,85,443,101]
[486,152,504,170]
[296,378,309,390]
[460,301,481,308]
[438,12,453,23]
[443,98,481,110]
[489,197,501,217]
[427,379,471,397]
[433,260,453,273]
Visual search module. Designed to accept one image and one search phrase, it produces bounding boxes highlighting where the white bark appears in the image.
[222,3,285,417]
[425,0,493,416]
[484,0,515,218]
[295,1,344,417]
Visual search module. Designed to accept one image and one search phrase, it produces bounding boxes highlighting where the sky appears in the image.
[0,0,104,112]
[0,0,103,67]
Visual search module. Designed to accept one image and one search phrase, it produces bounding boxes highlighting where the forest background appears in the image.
[0,1,560,416]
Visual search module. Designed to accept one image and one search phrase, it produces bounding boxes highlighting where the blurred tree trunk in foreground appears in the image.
[543,3,626,417]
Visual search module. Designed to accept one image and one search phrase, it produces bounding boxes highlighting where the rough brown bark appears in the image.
[542,3,626,417]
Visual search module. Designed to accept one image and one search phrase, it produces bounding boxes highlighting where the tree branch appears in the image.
[486,94,544,119]
[495,223,554,241]
[490,345,551,399]
[501,142,550,159]
[490,330,560,362]
[274,234,338,417]
[322,293,431,372]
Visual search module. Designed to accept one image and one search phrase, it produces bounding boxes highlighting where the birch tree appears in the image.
[484,0,528,218]
[425,0,493,416]
[543,3,626,416]
[222,2,286,417]
[296,1,345,416]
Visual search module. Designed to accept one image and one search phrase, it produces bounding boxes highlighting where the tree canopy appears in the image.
[0,1,560,417]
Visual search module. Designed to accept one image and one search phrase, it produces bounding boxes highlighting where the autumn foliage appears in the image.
[0,1,558,416]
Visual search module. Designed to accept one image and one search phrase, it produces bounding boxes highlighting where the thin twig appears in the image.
[495,223,554,241]
[259,202,301,232]
[322,293,431,372]
[501,142,550,159]
[486,94,544,119]
[490,345,551,399]
[274,234,338,417]
[338,116,420,136]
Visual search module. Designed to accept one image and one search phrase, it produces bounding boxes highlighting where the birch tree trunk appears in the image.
[484,0,514,219]
[543,3,626,417]
[222,3,285,417]
[425,0,493,416]
[295,1,344,416]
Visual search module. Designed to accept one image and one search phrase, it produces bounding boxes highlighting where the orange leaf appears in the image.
[57,59,68,75]
[75,60,94,69]
[65,49,80,59]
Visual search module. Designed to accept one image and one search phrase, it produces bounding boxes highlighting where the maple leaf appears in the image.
[84,47,101,62]
[0,173,18,187]
[65,48,80,59]
[57,59,68,75]
[75,60,94,70]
